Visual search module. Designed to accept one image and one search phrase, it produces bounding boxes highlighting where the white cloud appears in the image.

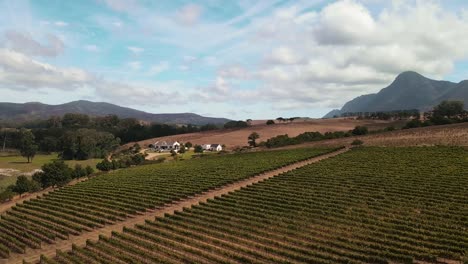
[0,48,92,90]
[0,48,187,105]
[313,0,376,45]
[84,44,99,52]
[148,61,169,75]
[202,0,468,109]
[100,0,138,12]
[127,46,144,55]
[127,61,141,70]
[54,21,68,27]
[176,4,203,26]
[2,31,65,57]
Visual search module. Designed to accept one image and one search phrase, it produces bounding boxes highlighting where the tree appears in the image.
[72,164,87,179]
[178,146,186,154]
[248,132,260,147]
[36,160,72,188]
[266,120,275,125]
[432,101,465,119]
[19,129,38,163]
[0,188,15,202]
[96,159,112,171]
[185,142,193,149]
[194,145,203,153]
[12,175,31,197]
[85,165,94,176]
[224,121,249,129]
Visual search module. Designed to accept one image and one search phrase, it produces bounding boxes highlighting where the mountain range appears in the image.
[324,71,468,118]
[0,100,231,125]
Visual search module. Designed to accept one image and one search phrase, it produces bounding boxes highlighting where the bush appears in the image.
[266,120,275,125]
[351,126,368,136]
[0,188,15,202]
[85,165,94,175]
[351,139,364,146]
[224,120,249,129]
[36,160,72,188]
[194,145,204,153]
[72,164,87,179]
[96,159,112,171]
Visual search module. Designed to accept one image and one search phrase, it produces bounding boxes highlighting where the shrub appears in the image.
[266,120,275,125]
[351,139,364,146]
[351,126,369,136]
[194,145,204,153]
[96,159,112,171]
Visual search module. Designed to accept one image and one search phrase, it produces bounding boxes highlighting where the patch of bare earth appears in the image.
[125,118,400,150]
[276,123,468,149]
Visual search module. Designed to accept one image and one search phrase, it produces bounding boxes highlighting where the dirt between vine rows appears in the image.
[0,177,89,215]
[1,147,349,264]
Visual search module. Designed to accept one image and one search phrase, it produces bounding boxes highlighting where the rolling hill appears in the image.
[0,100,230,125]
[324,71,468,118]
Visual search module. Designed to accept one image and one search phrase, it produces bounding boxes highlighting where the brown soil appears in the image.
[125,118,400,150]
[0,177,89,215]
[276,123,468,149]
[1,148,349,264]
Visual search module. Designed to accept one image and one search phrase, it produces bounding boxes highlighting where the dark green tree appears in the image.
[96,159,112,171]
[266,120,275,125]
[433,101,465,119]
[248,132,260,147]
[19,129,38,163]
[12,175,31,197]
[36,160,72,188]
[351,126,368,136]
[194,145,203,153]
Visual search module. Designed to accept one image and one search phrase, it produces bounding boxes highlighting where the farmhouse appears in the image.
[202,144,212,151]
[210,144,223,152]
[151,141,181,152]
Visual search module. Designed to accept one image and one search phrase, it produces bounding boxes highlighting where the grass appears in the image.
[0,153,101,192]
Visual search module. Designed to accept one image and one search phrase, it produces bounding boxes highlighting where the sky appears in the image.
[1,0,468,119]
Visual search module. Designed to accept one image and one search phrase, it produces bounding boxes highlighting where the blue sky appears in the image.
[1,0,468,119]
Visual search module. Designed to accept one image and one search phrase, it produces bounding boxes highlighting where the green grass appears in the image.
[0,153,101,172]
[0,154,101,192]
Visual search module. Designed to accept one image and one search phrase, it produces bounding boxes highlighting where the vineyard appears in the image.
[0,147,336,260]
[46,147,467,264]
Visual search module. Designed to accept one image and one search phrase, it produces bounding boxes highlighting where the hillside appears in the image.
[324,71,467,118]
[128,118,402,149]
[0,100,230,125]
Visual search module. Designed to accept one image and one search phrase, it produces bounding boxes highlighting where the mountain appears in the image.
[0,100,231,125]
[324,71,467,118]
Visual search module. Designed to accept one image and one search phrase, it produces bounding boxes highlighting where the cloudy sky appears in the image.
[1,0,468,119]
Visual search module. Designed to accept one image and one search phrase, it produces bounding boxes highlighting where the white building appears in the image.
[202,144,212,151]
[151,141,181,152]
[210,144,223,152]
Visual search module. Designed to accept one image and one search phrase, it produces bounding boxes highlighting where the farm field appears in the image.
[279,122,468,149]
[51,147,468,264]
[128,118,401,149]
[0,154,101,192]
[0,147,336,260]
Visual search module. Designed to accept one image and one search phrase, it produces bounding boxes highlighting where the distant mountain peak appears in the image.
[323,71,466,118]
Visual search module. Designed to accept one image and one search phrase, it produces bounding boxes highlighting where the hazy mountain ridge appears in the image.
[0,100,231,125]
[324,71,468,118]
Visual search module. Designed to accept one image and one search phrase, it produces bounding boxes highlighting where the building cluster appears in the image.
[150,141,222,152]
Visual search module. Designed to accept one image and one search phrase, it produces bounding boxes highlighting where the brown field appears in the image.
[278,122,468,149]
[127,118,403,149]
